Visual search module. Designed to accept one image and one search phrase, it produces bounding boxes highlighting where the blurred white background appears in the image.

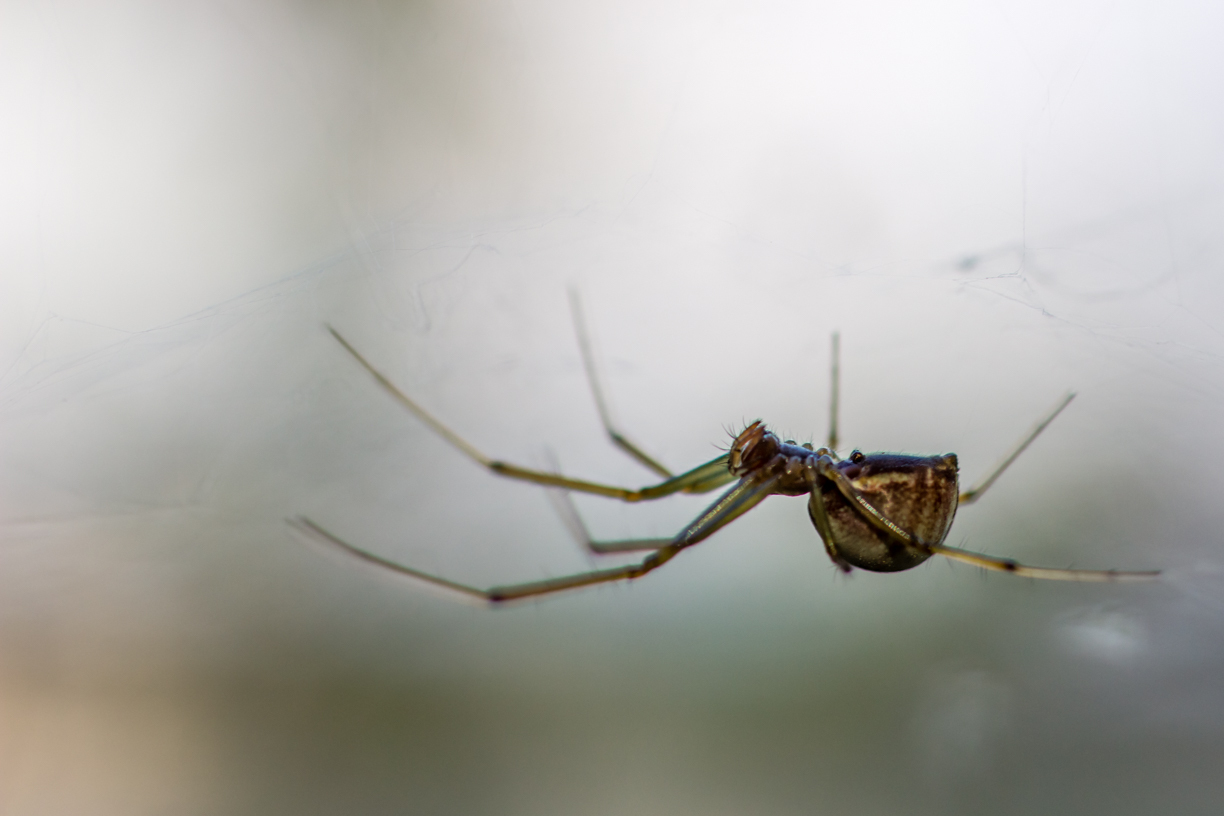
[2,1,1224,814]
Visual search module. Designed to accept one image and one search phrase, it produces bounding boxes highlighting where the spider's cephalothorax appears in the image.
[728,421,821,494]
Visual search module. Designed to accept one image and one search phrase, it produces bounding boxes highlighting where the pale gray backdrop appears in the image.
[3,2,1223,814]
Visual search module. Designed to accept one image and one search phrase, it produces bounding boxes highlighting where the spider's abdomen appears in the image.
[816,453,959,573]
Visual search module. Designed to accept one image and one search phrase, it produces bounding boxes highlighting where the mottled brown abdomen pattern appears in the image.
[817,453,960,573]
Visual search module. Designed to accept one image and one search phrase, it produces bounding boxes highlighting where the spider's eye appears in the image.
[849,450,865,464]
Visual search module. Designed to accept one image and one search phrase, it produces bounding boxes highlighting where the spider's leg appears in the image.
[290,517,489,600]
[647,472,781,549]
[546,463,742,554]
[816,458,923,549]
[827,331,840,452]
[546,489,672,553]
[290,475,778,602]
[327,325,729,502]
[804,470,852,572]
[686,470,740,493]
[959,392,1075,505]
[569,289,672,478]
[927,543,1160,582]
[815,460,1159,581]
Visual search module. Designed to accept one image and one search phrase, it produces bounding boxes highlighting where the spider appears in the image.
[293,297,1159,602]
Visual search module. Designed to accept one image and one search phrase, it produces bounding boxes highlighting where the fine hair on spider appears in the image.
[291,294,1159,603]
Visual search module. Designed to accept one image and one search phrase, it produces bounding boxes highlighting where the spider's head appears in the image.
[729,421,781,477]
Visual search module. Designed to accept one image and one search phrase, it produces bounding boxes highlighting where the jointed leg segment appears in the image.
[925,542,1160,582]
[569,290,673,478]
[547,490,673,553]
[326,325,734,502]
[827,331,840,452]
[958,392,1076,505]
[293,515,682,601]
[292,474,779,601]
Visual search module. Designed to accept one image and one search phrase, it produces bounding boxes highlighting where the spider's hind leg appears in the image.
[929,543,1160,582]
[959,392,1075,505]
[814,460,1159,582]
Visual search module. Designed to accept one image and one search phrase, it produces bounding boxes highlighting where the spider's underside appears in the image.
[292,299,1159,602]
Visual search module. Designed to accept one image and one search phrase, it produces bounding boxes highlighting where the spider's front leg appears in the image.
[326,326,737,502]
[290,473,780,602]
